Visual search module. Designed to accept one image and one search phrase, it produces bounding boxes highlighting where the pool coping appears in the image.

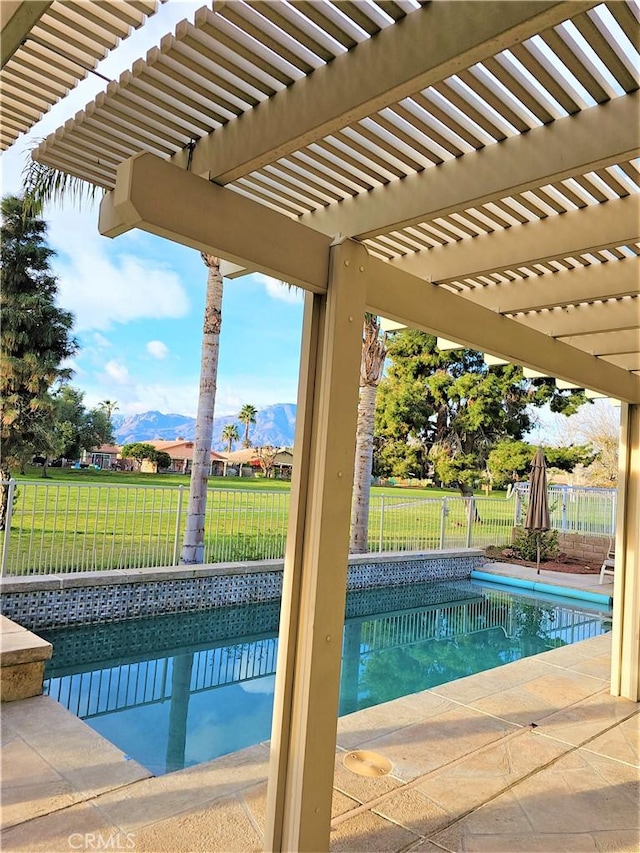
[471,568,613,607]
[0,564,631,851]
[0,549,483,592]
[2,631,637,853]
[0,550,486,631]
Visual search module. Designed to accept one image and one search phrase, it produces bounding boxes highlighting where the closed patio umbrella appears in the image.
[524,448,550,575]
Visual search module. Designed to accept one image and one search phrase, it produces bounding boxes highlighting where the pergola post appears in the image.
[610,403,640,701]
[265,240,368,852]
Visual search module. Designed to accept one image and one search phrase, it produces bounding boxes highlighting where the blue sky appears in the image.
[1,1,304,418]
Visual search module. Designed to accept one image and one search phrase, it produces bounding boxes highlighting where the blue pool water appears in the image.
[41,579,610,776]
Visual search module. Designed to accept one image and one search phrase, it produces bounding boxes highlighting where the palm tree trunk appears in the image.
[181,255,223,564]
[350,383,378,552]
[349,315,386,554]
[0,463,11,531]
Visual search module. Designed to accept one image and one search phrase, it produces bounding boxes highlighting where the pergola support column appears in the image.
[610,403,640,701]
[265,240,368,852]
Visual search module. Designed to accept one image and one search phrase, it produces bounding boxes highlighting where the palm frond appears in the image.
[21,150,102,217]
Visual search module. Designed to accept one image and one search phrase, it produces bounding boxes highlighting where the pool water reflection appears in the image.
[42,580,610,775]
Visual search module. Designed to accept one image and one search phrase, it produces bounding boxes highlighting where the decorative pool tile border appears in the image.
[0,550,484,630]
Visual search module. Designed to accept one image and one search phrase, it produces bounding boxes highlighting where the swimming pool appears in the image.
[41,579,610,776]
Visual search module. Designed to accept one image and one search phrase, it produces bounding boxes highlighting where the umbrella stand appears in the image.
[524,448,550,577]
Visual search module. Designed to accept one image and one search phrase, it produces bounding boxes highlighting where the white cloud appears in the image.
[93,333,111,348]
[61,357,85,376]
[147,340,169,360]
[214,376,299,417]
[254,273,303,305]
[104,360,130,384]
[79,374,200,417]
[50,218,190,331]
[79,372,298,419]
[240,676,276,695]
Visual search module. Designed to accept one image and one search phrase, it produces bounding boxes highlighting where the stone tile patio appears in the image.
[1,567,637,853]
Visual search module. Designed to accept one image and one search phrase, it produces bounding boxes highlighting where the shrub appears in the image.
[512,526,559,562]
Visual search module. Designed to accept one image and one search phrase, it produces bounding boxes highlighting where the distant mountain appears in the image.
[112,404,297,450]
[113,411,198,445]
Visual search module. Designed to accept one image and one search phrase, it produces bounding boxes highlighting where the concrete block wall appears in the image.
[556,533,611,564]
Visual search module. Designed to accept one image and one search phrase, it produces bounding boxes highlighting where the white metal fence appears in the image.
[0,479,615,576]
[514,484,616,536]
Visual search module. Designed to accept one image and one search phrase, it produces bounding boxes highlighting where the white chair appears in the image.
[599,539,615,584]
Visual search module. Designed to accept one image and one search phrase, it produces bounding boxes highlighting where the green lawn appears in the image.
[2,468,517,575]
[12,466,480,498]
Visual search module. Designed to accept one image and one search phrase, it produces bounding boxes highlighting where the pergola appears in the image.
[2,2,639,850]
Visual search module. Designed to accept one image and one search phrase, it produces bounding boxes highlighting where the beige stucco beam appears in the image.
[387,195,639,284]
[365,255,640,403]
[98,152,331,293]
[300,92,639,240]
[460,257,640,313]
[266,244,368,851]
[0,1,51,68]
[172,1,591,183]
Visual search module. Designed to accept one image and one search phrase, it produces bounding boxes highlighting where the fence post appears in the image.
[514,490,522,526]
[610,492,616,537]
[466,497,475,548]
[439,498,447,549]
[378,495,386,553]
[1,479,16,577]
[561,486,568,532]
[172,485,185,566]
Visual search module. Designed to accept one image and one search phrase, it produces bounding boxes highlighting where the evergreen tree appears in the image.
[374,330,586,494]
[49,386,113,468]
[1,195,77,522]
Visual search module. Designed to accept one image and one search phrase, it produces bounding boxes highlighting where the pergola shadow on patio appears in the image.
[2,2,639,850]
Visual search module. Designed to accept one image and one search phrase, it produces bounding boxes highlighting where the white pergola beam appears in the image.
[100,153,640,403]
[364,253,640,403]
[219,261,250,279]
[98,153,331,293]
[513,299,638,337]
[173,1,593,183]
[557,329,640,356]
[300,91,639,240]
[603,353,640,371]
[388,195,639,284]
[460,257,640,314]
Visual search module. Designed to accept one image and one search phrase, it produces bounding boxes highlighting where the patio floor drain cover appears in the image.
[343,750,392,777]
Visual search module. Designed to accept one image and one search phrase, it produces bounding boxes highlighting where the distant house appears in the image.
[143,440,226,475]
[220,447,294,478]
[82,444,121,469]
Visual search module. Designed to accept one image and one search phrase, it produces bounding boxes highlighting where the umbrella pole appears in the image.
[536,534,541,575]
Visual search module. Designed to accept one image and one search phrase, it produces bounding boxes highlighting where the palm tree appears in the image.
[349,314,387,553]
[181,252,224,564]
[22,158,225,565]
[221,423,240,453]
[238,403,258,448]
[99,399,119,421]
